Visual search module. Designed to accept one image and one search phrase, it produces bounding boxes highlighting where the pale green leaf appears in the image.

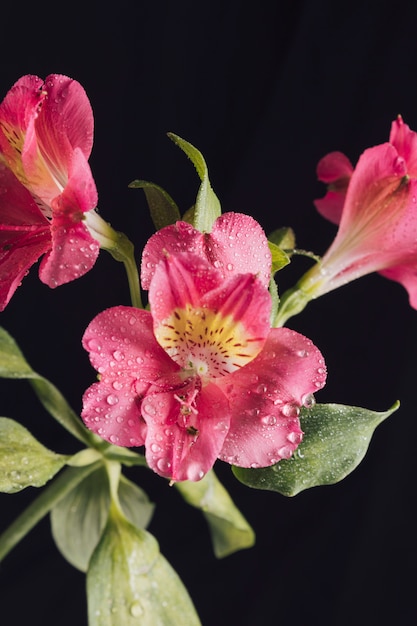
[233,402,400,496]
[0,463,102,562]
[167,133,221,232]
[0,417,70,493]
[128,180,181,229]
[0,326,94,445]
[87,505,201,625]
[175,469,255,558]
[0,326,35,378]
[51,467,154,572]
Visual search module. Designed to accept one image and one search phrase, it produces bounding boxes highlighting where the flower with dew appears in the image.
[276,116,417,326]
[0,74,112,310]
[82,252,326,482]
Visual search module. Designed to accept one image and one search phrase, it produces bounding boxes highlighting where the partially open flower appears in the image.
[309,116,417,306]
[82,252,326,482]
[0,74,103,310]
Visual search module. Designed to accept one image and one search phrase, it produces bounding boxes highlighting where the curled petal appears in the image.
[217,328,327,468]
[389,115,417,177]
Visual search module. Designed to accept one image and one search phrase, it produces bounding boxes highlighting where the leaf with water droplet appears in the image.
[0,418,70,493]
[232,401,400,496]
[87,504,202,625]
[167,133,221,233]
[175,469,255,558]
[128,179,181,229]
[51,466,154,572]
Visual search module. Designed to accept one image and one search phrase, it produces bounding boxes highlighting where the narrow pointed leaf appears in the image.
[87,505,201,625]
[0,417,70,493]
[175,470,255,558]
[233,402,400,496]
[51,467,154,572]
[0,327,95,445]
[167,133,221,232]
[128,180,181,229]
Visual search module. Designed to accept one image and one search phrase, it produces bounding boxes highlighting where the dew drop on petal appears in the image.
[106,394,119,405]
[261,414,277,426]
[302,393,316,408]
[287,431,303,444]
[278,445,294,459]
[281,402,300,418]
[156,458,171,474]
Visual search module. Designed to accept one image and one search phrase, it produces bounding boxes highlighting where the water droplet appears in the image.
[106,394,119,405]
[261,414,277,426]
[226,263,234,270]
[282,403,300,418]
[129,602,144,618]
[151,443,161,453]
[278,444,294,459]
[112,350,124,362]
[156,458,171,474]
[296,349,309,358]
[109,434,119,444]
[287,431,303,444]
[302,393,316,408]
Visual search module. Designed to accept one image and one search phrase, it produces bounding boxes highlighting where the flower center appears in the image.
[155,304,263,378]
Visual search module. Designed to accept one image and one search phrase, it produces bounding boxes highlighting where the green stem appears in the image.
[0,462,101,562]
[84,210,143,309]
[274,262,326,327]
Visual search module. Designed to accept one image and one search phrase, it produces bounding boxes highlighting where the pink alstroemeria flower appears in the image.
[82,253,326,482]
[309,116,417,306]
[0,74,102,310]
[141,212,272,290]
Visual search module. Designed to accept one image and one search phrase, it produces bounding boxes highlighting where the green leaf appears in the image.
[128,180,181,229]
[51,466,154,572]
[87,504,201,625]
[0,462,102,562]
[167,133,221,233]
[175,469,255,558]
[0,326,95,445]
[233,402,400,496]
[268,241,291,273]
[0,326,35,378]
[0,417,70,493]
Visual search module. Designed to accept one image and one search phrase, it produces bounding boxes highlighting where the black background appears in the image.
[1,2,417,624]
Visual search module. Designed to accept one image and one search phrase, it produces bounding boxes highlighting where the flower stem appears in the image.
[274,262,326,327]
[85,210,143,308]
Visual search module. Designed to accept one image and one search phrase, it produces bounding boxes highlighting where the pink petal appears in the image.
[389,115,417,177]
[314,152,354,225]
[0,75,45,178]
[217,327,327,467]
[141,212,271,290]
[0,163,51,310]
[142,379,230,481]
[82,378,147,447]
[23,75,94,198]
[82,306,177,380]
[81,306,181,447]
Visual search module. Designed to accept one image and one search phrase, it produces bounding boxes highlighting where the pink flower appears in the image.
[141,212,272,290]
[0,74,101,310]
[311,116,417,306]
[82,253,326,482]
